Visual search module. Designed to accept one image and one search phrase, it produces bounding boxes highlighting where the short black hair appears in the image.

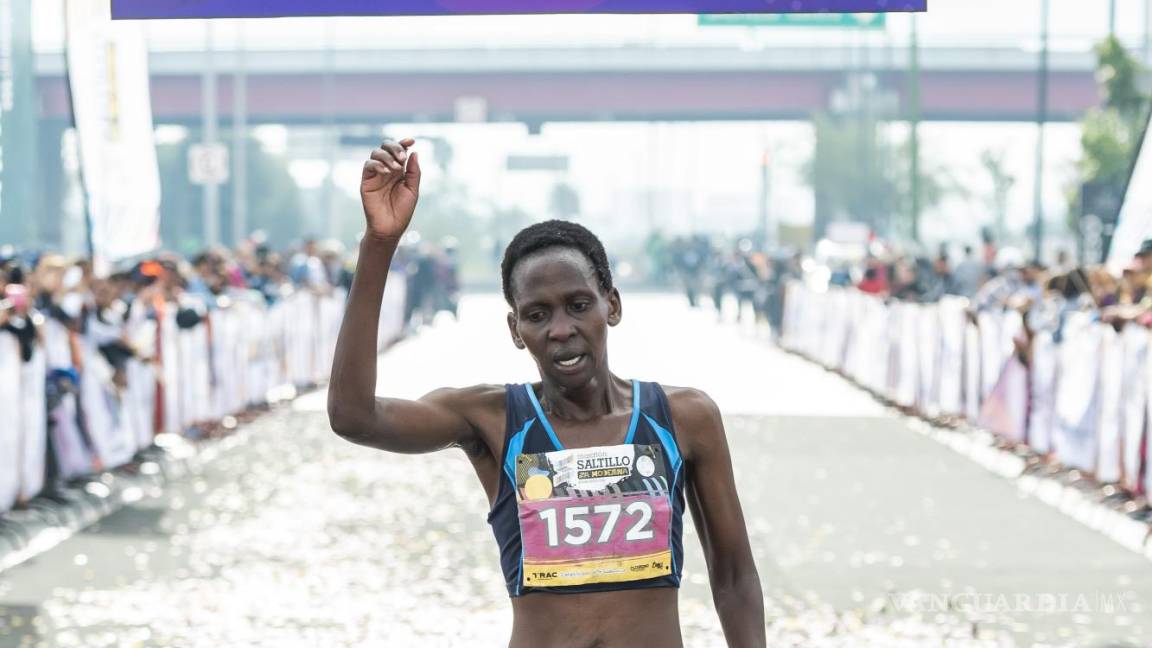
[501,220,613,307]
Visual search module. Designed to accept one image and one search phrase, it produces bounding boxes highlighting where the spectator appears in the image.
[857,257,889,295]
[950,245,986,298]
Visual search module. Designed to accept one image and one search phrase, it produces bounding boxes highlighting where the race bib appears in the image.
[516,444,673,588]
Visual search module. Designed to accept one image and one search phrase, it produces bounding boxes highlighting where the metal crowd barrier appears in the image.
[0,278,407,515]
[781,280,1151,497]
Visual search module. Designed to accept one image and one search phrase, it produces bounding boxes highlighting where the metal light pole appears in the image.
[231,25,249,246]
[1110,0,1118,35]
[322,23,339,241]
[760,150,773,250]
[1145,0,1151,62]
[1032,0,1050,261]
[202,22,220,248]
[908,13,922,243]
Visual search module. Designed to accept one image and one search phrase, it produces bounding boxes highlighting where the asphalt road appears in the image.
[1,293,1149,647]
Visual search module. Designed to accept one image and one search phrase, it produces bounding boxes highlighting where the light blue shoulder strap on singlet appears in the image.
[622,380,642,445]
[524,380,641,450]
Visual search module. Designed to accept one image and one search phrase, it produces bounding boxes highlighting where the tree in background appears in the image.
[979,148,1017,242]
[1067,36,1150,259]
[549,182,581,221]
[156,134,305,254]
[805,113,953,244]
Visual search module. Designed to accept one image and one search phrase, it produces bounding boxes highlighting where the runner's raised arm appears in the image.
[327,140,479,454]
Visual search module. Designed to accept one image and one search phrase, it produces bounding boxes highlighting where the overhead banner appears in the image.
[66,0,162,275]
[113,0,925,18]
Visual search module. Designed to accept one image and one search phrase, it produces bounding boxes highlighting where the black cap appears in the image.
[1137,239,1152,257]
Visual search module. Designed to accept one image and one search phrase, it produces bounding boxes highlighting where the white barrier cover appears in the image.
[780,282,796,348]
[1147,332,1152,496]
[284,295,311,386]
[197,324,215,423]
[936,297,966,416]
[41,321,97,479]
[19,348,48,501]
[125,358,155,451]
[842,291,865,381]
[0,335,23,513]
[123,308,157,451]
[978,310,1007,401]
[822,290,850,369]
[1096,325,1124,484]
[1028,331,1058,455]
[42,318,73,371]
[209,308,238,419]
[266,301,288,389]
[50,390,95,479]
[963,321,982,421]
[176,327,198,428]
[0,284,369,508]
[318,291,343,380]
[160,309,181,434]
[916,303,940,414]
[863,295,890,394]
[977,351,1029,445]
[1053,313,1102,473]
[79,344,136,469]
[1121,326,1149,493]
[894,303,919,408]
[243,302,273,405]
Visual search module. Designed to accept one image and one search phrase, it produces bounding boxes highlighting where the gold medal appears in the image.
[524,474,553,500]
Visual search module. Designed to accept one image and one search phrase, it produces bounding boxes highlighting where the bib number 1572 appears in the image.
[537,500,654,547]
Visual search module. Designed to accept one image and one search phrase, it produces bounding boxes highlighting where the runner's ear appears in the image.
[606,288,622,327]
[507,311,526,349]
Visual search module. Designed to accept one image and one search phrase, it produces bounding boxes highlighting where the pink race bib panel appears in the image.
[515,443,672,588]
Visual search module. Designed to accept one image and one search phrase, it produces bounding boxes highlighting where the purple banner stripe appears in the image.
[113,0,925,19]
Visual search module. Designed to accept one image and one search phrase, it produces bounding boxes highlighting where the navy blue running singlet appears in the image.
[487,380,685,597]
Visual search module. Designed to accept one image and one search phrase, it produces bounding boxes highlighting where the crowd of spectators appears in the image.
[836,238,1152,330]
[1,236,344,370]
[0,233,463,382]
[644,228,1152,338]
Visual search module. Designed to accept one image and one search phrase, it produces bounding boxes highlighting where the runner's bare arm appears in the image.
[672,388,766,648]
[327,140,482,455]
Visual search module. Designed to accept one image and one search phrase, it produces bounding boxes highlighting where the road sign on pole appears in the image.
[697,13,886,28]
[189,143,230,186]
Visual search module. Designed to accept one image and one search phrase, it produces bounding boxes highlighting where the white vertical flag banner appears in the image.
[65,0,161,275]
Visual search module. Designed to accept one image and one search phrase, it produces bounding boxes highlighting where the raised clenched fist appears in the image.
[360,138,421,243]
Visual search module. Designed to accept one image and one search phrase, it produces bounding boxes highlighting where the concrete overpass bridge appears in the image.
[17,43,1102,251]
[35,44,1101,126]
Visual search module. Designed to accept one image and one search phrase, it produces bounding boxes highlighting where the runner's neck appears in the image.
[538,374,629,423]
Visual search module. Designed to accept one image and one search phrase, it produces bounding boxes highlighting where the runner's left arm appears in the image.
[675,388,766,648]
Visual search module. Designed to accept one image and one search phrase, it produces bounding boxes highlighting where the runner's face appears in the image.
[507,248,621,388]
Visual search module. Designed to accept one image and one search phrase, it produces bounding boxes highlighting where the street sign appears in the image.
[506,155,569,172]
[454,96,488,123]
[112,0,923,19]
[698,12,886,28]
[188,143,230,186]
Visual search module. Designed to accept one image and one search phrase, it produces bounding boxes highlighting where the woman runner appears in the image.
[328,139,765,648]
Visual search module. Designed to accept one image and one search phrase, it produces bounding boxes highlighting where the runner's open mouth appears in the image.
[554,354,586,368]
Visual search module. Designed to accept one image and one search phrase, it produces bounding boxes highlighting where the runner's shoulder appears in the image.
[421,383,507,419]
[659,385,724,455]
